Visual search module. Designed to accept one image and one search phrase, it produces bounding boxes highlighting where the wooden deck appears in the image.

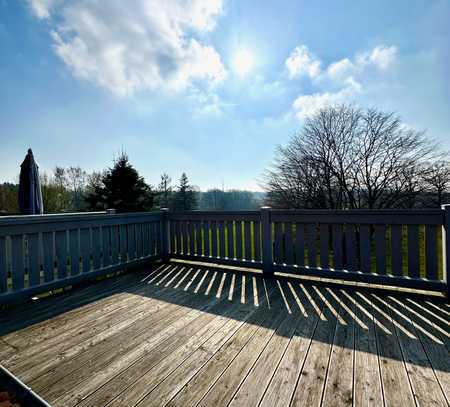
[0,262,449,407]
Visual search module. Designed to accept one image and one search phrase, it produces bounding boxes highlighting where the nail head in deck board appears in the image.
[407,224,420,278]
[390,224,403,276]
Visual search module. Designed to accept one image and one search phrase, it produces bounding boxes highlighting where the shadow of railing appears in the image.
[1,262,449,375]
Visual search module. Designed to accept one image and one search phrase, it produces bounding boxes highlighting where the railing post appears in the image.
[261,206,273,276]
[442,204,450,301]
[160,208,170,263]
[106,208,116,215]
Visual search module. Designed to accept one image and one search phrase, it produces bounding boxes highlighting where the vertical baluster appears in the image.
[320,224,329,269]
[28,233,41,286]
[181,221,188,255]
[307,224,317,268]
[102,226,111,266]
[174,221,180,254]
[135,224,142,259]
[110,225,119,264]
[189,221,195,255]
[227,221,234,259]
[285,222,293,265]
[332,224,343,270]
[119,224,127,263]
[295,223,305,267]
[211,221,217,257]
[127,224,136,261]
[390,224,403,276]
[244,221,252,260]
[55,230,68,278]
[407,224,419,278]
[11,235,24,290]
[274,222,282,264]
[155,221,161,255]
[170,220,176,255]
[43,231,54,281]
[92,227,102,269]
[254,221,261,262]
[425,224,438,280]
[141,223,149,257]
[204,220,210,257]
[196,221,202,256]
[235,221,243,260]
[80,228,91,272]
[69,229,80,275]
[359,225,371,273]
[375,225,386,275]
[219,221,225,259]
[0,236,7,292]
[345,224,357,271]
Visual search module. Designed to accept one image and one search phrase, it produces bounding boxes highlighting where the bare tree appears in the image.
[422,160,450,206]
[262,105,438,209]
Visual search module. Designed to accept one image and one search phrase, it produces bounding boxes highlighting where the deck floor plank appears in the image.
[0,263,449,407]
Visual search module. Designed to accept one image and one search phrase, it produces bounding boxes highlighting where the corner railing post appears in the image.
[442,204,450,301]
[160,208,170,263]
[261,206,273,277]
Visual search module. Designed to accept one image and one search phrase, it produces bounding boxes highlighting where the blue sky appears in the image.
[1,0,449,190]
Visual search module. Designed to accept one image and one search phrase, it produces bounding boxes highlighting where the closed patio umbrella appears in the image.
[18,148,44,215]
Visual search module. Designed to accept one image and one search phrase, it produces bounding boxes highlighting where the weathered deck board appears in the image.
[0,262,449,407]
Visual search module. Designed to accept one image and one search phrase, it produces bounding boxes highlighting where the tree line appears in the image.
[0,153,262,214]
[262,105,449,209]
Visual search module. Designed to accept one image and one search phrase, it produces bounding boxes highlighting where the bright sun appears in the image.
[232,48,255,77]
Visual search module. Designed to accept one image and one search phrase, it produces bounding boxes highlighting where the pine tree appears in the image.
[85,154,153,212]
[173,173,198,210]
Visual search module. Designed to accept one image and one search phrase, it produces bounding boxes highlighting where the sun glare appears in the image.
[232,48,255,77]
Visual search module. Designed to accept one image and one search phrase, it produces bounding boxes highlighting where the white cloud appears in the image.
[357,45,397,70]
[285,45,321,79]
[28,0,58,18]
[292,77,361,120]
[326,58,355,80]
[29,0,226,96]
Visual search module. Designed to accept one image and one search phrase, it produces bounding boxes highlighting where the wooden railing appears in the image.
[0,211,162,303]
[1,206,449,303]
[166,206,450,296]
